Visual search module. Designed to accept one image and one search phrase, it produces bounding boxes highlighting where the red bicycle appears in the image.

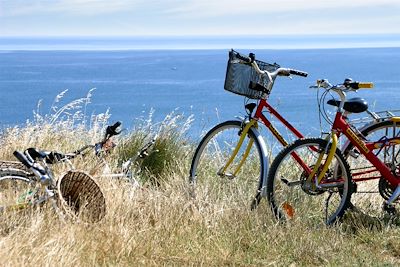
[266,79,400,225]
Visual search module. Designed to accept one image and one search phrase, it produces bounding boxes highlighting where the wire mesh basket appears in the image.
[224,50,280,99]
[58,170,106,223]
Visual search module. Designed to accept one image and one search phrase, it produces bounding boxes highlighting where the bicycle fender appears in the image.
[249,127,269,197]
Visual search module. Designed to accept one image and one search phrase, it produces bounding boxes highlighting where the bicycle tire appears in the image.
[0,160,33,179]
[189,120,268,209]
[0,175,36,234]
[266,138,352,225]
[344,119,400,216]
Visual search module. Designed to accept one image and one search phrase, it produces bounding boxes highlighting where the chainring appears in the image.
[379,177,395,201]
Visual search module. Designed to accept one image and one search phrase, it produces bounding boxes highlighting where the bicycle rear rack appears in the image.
[349,109,400,126]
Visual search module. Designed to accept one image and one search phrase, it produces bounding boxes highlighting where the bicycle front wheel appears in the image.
[189,120,267,209]
[0,175,34,211]
[267,138,352,225]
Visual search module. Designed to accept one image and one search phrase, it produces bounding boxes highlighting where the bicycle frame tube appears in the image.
[220,99,311,176]
[350,137,400,182]
[256,99,313,173]
[333,112,400,187]
[341,119,400,182]
[255,99,305,146]
[219,99,306,176]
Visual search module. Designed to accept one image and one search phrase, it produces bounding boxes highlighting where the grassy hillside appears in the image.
[0,95,400,266]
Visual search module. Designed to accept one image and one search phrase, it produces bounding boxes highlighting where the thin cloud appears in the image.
[1,0,399,18]
[163,0,400,18]
[0,0,145,17]
[1,0,399,35]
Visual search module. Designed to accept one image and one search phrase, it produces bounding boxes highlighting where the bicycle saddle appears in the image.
[327,97,368,113]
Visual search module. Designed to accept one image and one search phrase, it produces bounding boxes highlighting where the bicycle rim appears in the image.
[0,175,35,234]
[189,120,265,209]
[267,138,351,225]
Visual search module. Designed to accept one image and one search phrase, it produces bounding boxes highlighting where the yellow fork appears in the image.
[218,119,257,178]
[307,132,338,186]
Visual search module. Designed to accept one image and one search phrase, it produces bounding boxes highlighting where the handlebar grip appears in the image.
[106,121,122,137]
[111,121,121,130]
[289,69,308,77]
[357,82,374,89]
[347,82,374,90]
[13,151,33,168]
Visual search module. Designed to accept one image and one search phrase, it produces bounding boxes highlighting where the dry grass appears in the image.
[1,93,400,266]
[1,176,400,266]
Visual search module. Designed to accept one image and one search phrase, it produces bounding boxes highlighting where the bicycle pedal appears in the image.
[382,202,397,215]
[351,182,358,193]
[224,173,236,180]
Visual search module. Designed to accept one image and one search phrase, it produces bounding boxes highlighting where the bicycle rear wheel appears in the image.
[344,119,400,217]
[0,175,36,234]
[267,138,352,225]
[189,120,267,209]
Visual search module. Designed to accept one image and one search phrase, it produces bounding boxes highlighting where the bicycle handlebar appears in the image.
[271,68,308,78]
[289,69,308,77]
[234,51,308,79]
[104,121,122,140]
[247,57,308,79]
[14,150,50,183]
[311,79,374,91]
[22,121,120,166]
[13,151,33,168]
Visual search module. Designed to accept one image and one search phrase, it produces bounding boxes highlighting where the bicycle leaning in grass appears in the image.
[0,122,157,230]
[189,50,400,211]
[0,149,106,230]
[1,122,157,187]
[266,79,400,225]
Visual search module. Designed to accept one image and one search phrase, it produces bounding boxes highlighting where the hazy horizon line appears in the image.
[1,34,400,50]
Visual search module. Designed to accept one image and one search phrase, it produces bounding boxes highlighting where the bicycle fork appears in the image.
[306,132,339,189]
[217,119,258,179]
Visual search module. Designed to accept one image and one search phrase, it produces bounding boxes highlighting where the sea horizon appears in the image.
[1,34,400,51]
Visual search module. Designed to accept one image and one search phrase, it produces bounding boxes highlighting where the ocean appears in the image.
[1,44,400,139]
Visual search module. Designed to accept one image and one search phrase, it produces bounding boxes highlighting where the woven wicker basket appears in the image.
[58,170,106,223]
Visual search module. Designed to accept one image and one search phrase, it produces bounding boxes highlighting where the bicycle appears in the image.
[65,121,157,187]
[0,122,156,231]
[189,50,400,212]
[0,149,106,232]
[266,79,400,225]
[0,122,157,187]
[189,50,308,207]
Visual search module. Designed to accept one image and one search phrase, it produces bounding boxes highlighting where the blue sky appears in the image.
[1,0,400,36]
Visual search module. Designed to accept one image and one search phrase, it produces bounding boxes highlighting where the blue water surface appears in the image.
[1,48,400,139]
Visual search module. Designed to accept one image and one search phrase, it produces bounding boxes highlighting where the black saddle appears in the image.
[327,97,368,113]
